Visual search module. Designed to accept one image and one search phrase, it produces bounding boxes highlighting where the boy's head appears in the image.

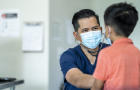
[104,2,138,37]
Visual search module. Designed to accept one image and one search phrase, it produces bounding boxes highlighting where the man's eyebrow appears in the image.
[92,26,100,28]
[82,28,88,30]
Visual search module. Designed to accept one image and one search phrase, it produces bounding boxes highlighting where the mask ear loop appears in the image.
[101,33,106,43]
[101,27,108,44]
[108,26,111,38]
[106,26,112,45]
[101,26,111,44]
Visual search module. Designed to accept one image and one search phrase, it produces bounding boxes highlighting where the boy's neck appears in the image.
[111,36,127,43]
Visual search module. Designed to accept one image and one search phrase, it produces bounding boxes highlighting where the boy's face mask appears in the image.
[80,30,101,49]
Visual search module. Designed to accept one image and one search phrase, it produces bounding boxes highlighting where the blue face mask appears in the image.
[106,38,112,45]
[80,31,101,49]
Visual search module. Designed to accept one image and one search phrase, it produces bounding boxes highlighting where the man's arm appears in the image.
[91,78,104,90]
[65,68,94,88]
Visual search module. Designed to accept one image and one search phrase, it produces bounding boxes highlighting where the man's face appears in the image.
[74,16,102,42]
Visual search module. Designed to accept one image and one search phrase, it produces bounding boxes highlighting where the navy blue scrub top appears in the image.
[60,43,110,90]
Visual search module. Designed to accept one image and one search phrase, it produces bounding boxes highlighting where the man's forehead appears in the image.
[78,16,97,21]
[78,17,98,25]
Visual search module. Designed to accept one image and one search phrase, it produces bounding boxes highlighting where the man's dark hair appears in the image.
[104,2,138,37]
[72,9,100,32]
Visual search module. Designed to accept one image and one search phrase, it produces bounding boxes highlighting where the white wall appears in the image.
[49,0,92,90]
[0,0,49,90]
[91,0,140,49]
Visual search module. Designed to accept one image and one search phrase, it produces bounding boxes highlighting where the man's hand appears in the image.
[65,68,94,89]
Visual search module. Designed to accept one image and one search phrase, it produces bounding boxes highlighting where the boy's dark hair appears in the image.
[104,2,138,37]
[72,9,100,32]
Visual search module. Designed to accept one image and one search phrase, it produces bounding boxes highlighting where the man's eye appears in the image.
[92,27,98,31]
[82,29,88,32]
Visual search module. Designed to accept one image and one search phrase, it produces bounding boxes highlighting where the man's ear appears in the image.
[73,32,78,40]
[73,32,81,41]
[100,27,102,33]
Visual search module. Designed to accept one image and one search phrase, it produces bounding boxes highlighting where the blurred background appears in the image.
[0,0,139,90]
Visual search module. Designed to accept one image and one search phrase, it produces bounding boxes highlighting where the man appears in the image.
[60,9,109,90]
[91,2,140,90]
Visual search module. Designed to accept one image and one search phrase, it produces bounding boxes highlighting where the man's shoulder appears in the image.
[61,45,81,57]
[99,43,112,55]
[100,42,110,49]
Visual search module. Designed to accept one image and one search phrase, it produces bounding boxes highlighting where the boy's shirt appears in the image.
[94,38,140,90]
